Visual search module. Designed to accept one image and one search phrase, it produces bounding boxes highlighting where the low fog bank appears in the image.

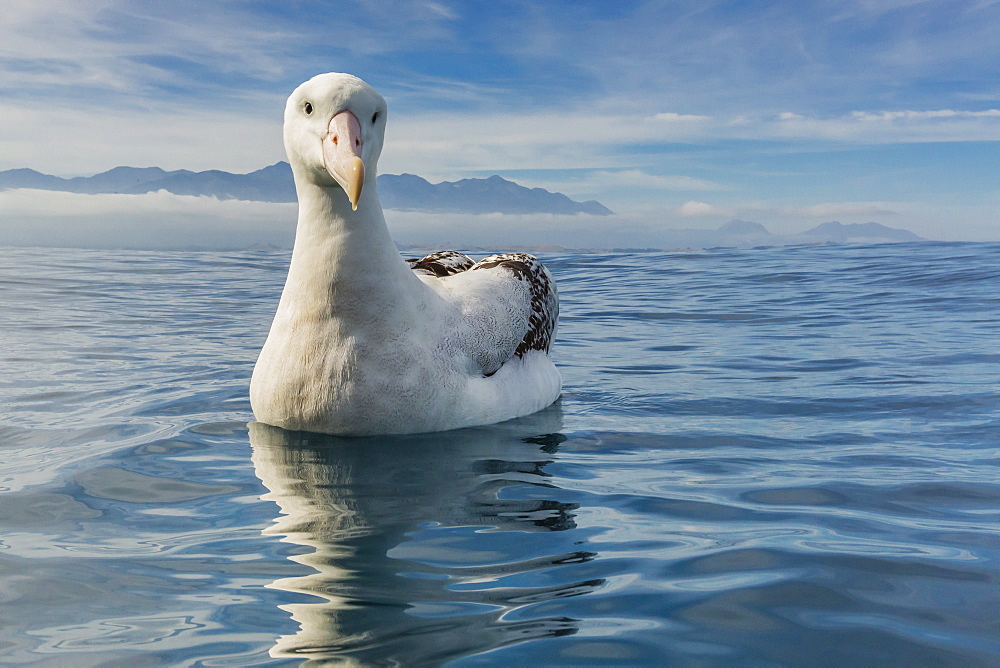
[0,188,949,253]
[0,189,647,252]
[0,189,297,250]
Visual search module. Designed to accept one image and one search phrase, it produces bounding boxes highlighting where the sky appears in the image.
[1,0,998,245]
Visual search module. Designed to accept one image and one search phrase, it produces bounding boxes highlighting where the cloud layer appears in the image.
[3,188,995,250]
[0,189,295,249]
[2,1,998,241]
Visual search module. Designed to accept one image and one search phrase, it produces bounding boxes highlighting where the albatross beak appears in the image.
[323,110,365,210]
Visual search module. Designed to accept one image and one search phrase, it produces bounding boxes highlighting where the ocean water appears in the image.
[1,241,998,666]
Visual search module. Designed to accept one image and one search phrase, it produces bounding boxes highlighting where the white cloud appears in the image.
[0,101,285,175]
[851,109,1000,121]
[421,1,459,21]
[763,108,1000,142]
[379,103,1000,181]
[576,169,728,192]
[648,112,713,123]
[0,1,293,96]
[776,202,899,217]
[0,189,295,249]
[7,99,997,179]
[585,170,726,192]
[0,187,290,218]
[506,170,727,206]
[677,201,737,218]
[0,0,465,120]
[380,109,730,178]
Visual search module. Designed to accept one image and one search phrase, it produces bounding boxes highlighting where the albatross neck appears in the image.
[279,179,427,319]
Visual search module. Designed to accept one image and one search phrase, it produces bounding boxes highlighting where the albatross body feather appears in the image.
[250,73,560,436]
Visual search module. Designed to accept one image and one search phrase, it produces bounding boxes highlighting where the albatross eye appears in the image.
[303,102,313,115]
[372,111,379,124]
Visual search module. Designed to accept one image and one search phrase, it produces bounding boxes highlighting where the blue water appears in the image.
[1,241,998,665]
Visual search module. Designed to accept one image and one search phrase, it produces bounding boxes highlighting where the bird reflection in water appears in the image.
[249,405,600,665]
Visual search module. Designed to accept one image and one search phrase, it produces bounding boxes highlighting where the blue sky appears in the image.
[2,0,998,242]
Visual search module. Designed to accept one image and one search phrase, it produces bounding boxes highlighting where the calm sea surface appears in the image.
[1,241,998,666]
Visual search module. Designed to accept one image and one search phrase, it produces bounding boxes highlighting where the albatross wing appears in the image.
[407,251,558,378]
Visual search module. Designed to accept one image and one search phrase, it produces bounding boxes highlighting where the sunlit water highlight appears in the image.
[1,242,998,665]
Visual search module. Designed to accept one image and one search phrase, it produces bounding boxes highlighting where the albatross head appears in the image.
[284,73,387,211]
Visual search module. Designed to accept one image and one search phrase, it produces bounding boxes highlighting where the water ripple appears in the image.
[0,243,998,665]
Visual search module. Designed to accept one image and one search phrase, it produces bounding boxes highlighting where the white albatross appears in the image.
[250,73,561,436]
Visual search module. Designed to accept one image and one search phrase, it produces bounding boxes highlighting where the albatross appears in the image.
[250,73,560,436]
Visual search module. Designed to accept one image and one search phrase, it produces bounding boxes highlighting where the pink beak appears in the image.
[323,110,365,210]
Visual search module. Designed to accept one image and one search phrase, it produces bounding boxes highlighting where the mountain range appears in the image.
[0,163,614,216]
[0,164,926,249]
[487,219,924,252]
[706,219,924,245]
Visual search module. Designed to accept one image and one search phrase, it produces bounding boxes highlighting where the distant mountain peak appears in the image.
[96,166,167,177]
[376,172,614,215]
[718,219,771,235]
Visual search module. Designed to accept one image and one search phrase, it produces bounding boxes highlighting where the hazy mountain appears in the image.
[722,220,924,246]
[0,163,613,216]
[716,219,770,236]
[616,220,926,251]
[0,168,68,190]
[799,221,924,243]
[380,174,613,215]
[67,166,172,193]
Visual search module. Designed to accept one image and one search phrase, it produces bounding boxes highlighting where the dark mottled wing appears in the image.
[406,250,475,277]
[472,252,558,357]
